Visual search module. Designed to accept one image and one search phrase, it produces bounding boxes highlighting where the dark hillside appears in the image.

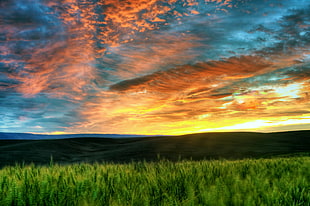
[0,131,309,167]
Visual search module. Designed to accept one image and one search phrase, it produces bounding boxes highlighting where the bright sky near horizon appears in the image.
[0,0,309,135]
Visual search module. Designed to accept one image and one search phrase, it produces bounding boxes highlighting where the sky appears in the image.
[0,0,309,135]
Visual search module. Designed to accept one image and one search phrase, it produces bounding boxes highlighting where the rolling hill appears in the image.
[0,130,309,167]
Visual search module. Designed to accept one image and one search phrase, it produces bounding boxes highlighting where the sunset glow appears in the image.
[0,0,309,135]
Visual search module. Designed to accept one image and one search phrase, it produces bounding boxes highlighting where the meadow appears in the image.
[0,156,309,206]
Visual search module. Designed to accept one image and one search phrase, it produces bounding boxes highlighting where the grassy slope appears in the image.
[0,130,309,167]
[0,157,309,205]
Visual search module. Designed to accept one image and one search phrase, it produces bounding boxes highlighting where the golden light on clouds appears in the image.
[0,0,309,134]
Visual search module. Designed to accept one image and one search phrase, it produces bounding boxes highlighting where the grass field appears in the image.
[0,156,309,206]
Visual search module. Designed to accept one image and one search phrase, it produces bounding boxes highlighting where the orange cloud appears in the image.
[69,56,272,133]
[107,33,202,79]
[96,0,178,46]
[68,53,310,135]
[1,1,99,99]
[110,56,271,93]
[1,0,237,99]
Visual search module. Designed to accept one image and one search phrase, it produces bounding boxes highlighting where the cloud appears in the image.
[110,55,271,93]
[72,48,309,134]
[0,0,309,134]
[103,32,202,79]
[70,56,273,133]
[253,5,310,57]
[0,91,80,133]
[0,0,98,99]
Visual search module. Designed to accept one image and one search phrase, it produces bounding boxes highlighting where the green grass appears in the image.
[0,157,309,206]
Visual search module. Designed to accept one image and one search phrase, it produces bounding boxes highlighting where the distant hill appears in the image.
[0,132,155,140]
[0,130,309,167]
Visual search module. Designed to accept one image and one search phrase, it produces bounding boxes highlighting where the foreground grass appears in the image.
[0,157,309,206]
